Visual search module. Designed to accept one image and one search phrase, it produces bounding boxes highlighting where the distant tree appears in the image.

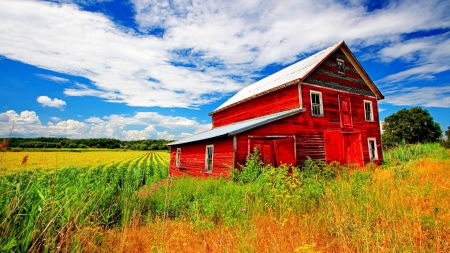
[443,126,450,148]
[382,107,442,147]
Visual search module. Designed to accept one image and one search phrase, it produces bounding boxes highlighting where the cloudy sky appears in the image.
[0,0,449,140]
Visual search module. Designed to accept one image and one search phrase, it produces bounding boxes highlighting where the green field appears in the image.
[1,144,449,252]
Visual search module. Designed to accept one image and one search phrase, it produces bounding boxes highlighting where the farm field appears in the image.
[1,143,449,252]
[0,150,169,174]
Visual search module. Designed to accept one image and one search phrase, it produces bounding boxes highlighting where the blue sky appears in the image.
[0,0,449,140]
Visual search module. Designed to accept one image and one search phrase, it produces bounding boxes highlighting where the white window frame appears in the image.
[364,100,374,122]
[367,138,378,161]
[310,90,324,116]
[205,145,214,173]
[175,148,181,168]
[337,58,345,73]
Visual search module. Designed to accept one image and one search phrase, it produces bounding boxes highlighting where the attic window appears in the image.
[337,59,345,73]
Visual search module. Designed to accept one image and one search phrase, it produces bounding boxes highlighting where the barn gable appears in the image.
[210,41,383,117]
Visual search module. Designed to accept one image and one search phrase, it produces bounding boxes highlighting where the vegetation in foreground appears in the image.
[1,143,449,252]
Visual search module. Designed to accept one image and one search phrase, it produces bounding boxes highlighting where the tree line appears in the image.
[1,137,173,150]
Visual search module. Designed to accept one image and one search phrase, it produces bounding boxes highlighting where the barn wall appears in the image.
[169,136,234,178]
[234,83,382,168]
[304,48,375,97]
[212,84,300,128]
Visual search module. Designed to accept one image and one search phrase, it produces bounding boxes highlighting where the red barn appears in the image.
[168,41,384,178]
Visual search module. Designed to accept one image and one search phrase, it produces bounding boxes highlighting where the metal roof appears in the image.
[211,42,343,114]
[168,107,305,146]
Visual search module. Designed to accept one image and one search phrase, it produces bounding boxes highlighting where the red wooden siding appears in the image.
[274,137,296,166]
[247,136,296,167]
[169,136,233,178]
[232,83,382,169]
[212,84,300,128]
[303,48,374,97]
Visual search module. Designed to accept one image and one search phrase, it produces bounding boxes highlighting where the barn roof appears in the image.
[210,41,383,115]
[168,107,305,146]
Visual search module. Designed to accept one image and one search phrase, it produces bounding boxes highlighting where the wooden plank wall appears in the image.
[169,137,234,178]
[234,83,382,168]
[212,84,300,128]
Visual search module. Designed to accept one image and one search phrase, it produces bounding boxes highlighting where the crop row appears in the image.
[0,150,170,174]
[0,151,170,252]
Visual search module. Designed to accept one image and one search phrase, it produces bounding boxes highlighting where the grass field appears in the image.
[1,144,449,252]
[0,150,169,174]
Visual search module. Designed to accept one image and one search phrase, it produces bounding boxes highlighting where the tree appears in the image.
[382,107,442,147]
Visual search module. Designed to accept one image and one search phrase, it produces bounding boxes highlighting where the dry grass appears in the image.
[91,153,450,253]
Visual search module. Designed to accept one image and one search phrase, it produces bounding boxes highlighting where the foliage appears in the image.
[382,107,442,147]
[382,142,446,167]
[0,152,168,252]
[2,143,450,252]
[231,148,266,184]
[443,126,450,148]
[3,137,172,150]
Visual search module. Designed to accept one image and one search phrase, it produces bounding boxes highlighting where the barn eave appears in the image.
[168,107,305,146]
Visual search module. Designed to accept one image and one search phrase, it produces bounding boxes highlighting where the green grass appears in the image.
[1,143,449,252]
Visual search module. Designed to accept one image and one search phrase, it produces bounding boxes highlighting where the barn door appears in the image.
[273,137,296,166]
[324,131,345,164]
[249,137,296,167]
[249,139,275,166]
[344,133,364,167]
[340,96,352,128]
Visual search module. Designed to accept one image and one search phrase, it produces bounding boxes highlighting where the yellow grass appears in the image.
[92,154,450,253]
[0,150,159,173]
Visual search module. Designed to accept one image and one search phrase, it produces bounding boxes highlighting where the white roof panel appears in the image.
[168,107,305,146]
[212,42,342,113]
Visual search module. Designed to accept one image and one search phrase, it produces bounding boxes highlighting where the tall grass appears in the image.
[1,143,449,252]
[103,143,450,252]
[0,156,168,252]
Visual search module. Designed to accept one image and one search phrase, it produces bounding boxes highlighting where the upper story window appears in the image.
[205,145,214,173]
[176,148,181,168]
[364,100,373,122]
[368,138,378,160]
[310,91,323,116]
[337,58,345,73]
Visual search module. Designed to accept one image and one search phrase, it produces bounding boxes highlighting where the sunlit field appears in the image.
[1,144,449,252]
[0,150,169,174]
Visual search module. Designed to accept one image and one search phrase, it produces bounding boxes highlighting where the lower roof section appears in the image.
[168,107,305,146]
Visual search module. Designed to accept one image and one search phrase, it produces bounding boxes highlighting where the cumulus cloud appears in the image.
[37,96,66,108]
[1,0,449,110]
[0,110,211,140]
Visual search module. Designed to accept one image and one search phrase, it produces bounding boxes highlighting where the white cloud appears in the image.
[384,85,450,108]
[0,110,45,137]
[37,96,66,108]
[50,117,61,122]
[1,0,449,110]
[36,74,69,83]
[376,33,450,87]
[0,110,210,140]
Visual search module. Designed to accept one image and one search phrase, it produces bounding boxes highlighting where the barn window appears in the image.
[205,145,214,173]
[310,91,323,116]
[368,138,378,160]
[364,100,373,122]
[337,58,345,73]
[176,148,181,168]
